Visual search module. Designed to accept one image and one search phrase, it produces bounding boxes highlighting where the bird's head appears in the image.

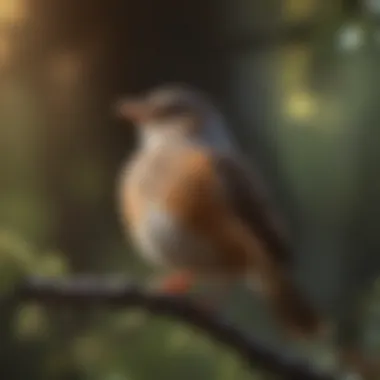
[115,83,235,150]
[116,83,211,125]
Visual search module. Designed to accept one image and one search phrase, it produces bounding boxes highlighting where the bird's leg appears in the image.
[153,270,195,295]
[151,272,235,316]
[152,270,217,312]
[124,271,196,338]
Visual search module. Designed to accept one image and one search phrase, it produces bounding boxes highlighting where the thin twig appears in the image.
[12,275,334,380]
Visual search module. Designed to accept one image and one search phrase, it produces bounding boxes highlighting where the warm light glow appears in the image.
[278,44,316,123]
[0,35,11,69]
[0,0,27,24]
[285,91,317,121]
[277,44,312,106]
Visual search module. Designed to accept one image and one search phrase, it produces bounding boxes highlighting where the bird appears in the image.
[115,83,326,340]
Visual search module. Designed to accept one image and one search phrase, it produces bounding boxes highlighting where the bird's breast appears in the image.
[118,147,220,270]
[132,204,218,269]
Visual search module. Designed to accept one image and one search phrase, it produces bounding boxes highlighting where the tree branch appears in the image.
[13,276,334,380]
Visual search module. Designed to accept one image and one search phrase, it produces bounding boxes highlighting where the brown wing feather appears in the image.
[161,148,322,337]
[213,153,292,266]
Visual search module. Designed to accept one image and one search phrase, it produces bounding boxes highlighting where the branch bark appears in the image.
[12,276,334,380]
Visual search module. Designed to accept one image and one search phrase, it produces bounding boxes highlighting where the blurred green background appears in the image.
[1,0,380,379]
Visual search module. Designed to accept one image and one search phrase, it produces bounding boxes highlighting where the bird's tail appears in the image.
[248,263,326,340]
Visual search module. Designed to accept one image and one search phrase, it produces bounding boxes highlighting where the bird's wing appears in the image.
[160,147,321,337]
[212,152,292,266]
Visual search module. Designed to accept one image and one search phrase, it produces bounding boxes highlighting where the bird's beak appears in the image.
[114,97,149,124]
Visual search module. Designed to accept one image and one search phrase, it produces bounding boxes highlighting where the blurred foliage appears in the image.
[0,230,258,380]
